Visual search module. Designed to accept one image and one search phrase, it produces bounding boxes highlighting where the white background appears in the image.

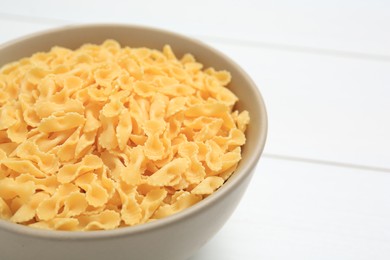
[1,1,389,259]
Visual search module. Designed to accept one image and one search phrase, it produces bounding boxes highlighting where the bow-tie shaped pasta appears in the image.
[0,40,249,230]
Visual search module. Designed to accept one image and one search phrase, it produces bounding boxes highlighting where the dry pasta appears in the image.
[0,40,249,231]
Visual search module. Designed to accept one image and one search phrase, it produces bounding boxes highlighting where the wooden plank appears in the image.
[191,157,390,259]
[0,0,389,56]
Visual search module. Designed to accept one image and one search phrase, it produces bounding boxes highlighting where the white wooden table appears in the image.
[1,1,389,259]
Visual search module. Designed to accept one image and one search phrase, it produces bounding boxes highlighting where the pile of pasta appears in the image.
[0,40,249,231]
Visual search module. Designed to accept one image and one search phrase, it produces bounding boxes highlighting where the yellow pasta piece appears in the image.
[218,147,242,174]
[100,151,124,181]
[97,166,116,198]
[75,172,109,207]
[98,115,119,150]
[166,97,188,117]
[144,134,165,161]
[36,183,80,221]
[143,119,168,161]
[213,87,238,107]
[35,75,56,97]
[0,198,12,219]
[167,114,183,140]
[64,75,84,91]
[147,158,189,186]
[11,192,50,223]
[117,185,142,226]
[218,163,239,181]
[79,210,121,231]
[57,154,103,183]
[15,141,59,174]
[0,148,7,161]
[0,104,18,130]
[185,103,228,118]
[115,72,134,91]
[94,64,121,89]
[23,110,40,129]
[116,109,132,150]
[32,129,73,153]
[160,84,195,97]
[193,118,223,142]
[162,45,177,60]
[0,130,9,143]
[0,178,35,201]
[38,112,85,133]
[153,192,201,219]
[75,130,97,159]
[205,140,224,172]
[120,146,144,185]
[6,108,28,143]
[86,84,110,102]
[149,93,168,120]
[167,67,189,82]
[102,99,124,118]
[140,188,167,223]
[133,81,156,97]
[84,103,102,132]
[25,67,50,85]
[34,99,84,118]
[178,142,205,185]
[213,128,246,149]
[15,174,58,195]
[191,176,224,195]
[1,158,46,178]
[56,127,82,162]
[235,110,250,132]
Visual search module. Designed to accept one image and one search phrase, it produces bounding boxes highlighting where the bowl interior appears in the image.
[0,24,267,236]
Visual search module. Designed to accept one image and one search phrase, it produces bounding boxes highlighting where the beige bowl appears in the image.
[0,24,267,260]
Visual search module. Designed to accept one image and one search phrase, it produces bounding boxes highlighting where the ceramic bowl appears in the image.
[0,24,267,260]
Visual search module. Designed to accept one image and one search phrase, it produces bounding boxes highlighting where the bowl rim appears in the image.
[0,23,268,240]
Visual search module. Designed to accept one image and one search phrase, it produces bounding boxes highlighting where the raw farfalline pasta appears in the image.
[0,40,250,231]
